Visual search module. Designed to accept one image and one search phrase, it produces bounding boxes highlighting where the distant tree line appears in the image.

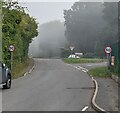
[98,2,118,57]
[2,0,38,68]
[64,2,118,58]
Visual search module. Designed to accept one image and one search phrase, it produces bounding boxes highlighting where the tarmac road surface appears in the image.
[2,59,95,111]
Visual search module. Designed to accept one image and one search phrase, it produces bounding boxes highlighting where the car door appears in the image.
[2,64,7,83]
[0,62,2,84]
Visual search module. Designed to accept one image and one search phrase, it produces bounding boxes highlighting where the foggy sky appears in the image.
[22,2,75,24]
[25,2,75,58]
[27,2,106,58]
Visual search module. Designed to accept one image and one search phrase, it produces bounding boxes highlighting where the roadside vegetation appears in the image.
[12,58,30,79]
[63,2,119,76]
[88,66,111,77]
[63,58,106,64]
[2,0,38,78]
[64,2,118,58]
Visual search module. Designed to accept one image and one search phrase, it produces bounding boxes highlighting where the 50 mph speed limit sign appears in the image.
[104,47,112,54]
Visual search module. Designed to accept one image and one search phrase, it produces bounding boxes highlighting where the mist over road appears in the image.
[3,59,94,111]
[29,21,67,58]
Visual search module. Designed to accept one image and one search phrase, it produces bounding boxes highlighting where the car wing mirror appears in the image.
[3,64,5,67]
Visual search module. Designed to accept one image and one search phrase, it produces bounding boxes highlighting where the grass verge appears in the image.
[12,59,30,79]
[88,66,111,77]
[63,58,106,64]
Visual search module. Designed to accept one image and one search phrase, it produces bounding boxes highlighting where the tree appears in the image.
[101,2,118,45]
[101,2,119,74]
[2,0,38,67]
[64,2,104,54]
[29,20,67,58]
[95,2,118,58]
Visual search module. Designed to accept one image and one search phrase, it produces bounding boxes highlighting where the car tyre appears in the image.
[3,75,11,89]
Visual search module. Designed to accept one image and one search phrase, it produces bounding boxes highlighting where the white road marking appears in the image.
[75,66,80,70]
[87,65,92,67]
[81,70,87,73]
[72,66,88,73]
[81,106,89,111]
[24,72,28,76]
[67,65,88,73]
[78,66,88,72]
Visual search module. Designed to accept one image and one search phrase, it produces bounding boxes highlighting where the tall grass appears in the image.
[12,59,30,79]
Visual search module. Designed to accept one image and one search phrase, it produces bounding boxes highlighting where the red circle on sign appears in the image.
[9,45,15,52]
[104,46,112,54]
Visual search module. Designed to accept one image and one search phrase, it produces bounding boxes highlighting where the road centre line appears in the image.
[78,66,88,72]
[81,70,87,73]
[72,66,88,73]
[75,66,80,70]
[67,64,88,73]
[81,106,89,111]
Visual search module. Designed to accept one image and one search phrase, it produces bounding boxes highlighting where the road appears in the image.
[73,62,107,70]
[2,59,95,111]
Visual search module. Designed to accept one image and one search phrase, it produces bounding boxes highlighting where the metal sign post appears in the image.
[9,45,15,70]
[10,52,13,70]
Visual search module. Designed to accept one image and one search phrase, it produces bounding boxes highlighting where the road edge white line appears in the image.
[24,59,35,76]
[81,70,87,73]
[66,64,108,112]
[90,75,108,113]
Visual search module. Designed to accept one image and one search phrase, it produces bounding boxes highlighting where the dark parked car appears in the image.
[0,62,11,89]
